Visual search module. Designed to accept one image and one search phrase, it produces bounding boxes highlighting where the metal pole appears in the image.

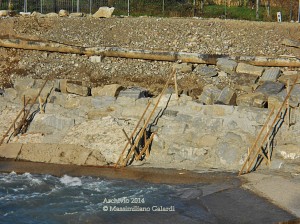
[40,0,43,13]
[162,0,164,15]
[298,0,300,22]
[225,0,227,19]
[77,0,79,12]
[193,0,195,17]
[89,0,91,14]
[127,0,130,16]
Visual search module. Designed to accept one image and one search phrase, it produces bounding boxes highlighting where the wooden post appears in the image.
[286,79,290,129]
[267,125,271,166]
[38,96,45,114]
[174,69,179,100]
[246,147,250,170]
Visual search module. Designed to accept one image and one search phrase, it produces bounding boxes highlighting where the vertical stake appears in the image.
[267,125,270,166]
[174,69,179,101]
[286,79,290,129]
[23,95,26,117]
[246,147,250,170]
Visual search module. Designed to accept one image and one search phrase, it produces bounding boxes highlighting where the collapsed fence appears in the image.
[0,0,299,21]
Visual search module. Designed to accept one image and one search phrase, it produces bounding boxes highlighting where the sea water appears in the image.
[0,172,214,224]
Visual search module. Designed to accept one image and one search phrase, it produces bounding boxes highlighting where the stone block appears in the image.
[87,108,115,119]
[46,12,59,17]
[193,65,217,77]
[260,68,281,82]
[236,92,267,108]
[18,143,57,163]
[69,12,84,17]
[255,81,285,96]
[14,77,35,92]
[198,85,221,105]
[28,114,75,133]
[91,84,123,97]
[0,143,22,159]
[216,58,237,75]
[66,83,89,96]
[215,86,236,105]
[229,73,259,86]
[58,9,69,17]
[278,74,300,85]
[236,63,265,76]
[91,96,116,109]
[3,88,17,101]
[118,87,148,99]
[168,143,208,161]
[173,63,193,73]
[90,56,102,63]
[50,144,92,165]
[202,105,235,117]
[92,7,115,18]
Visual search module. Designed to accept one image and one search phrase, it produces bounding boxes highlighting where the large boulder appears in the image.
[173,63,193,73]
[198,85,221,105]
[91,84,124,97]
[92,7,114,18]
[58,9,69,17]
[193,65,217,77]
[236,92,267,108]
[118,87,148,99]
[260,68,281,82]
[69,12,84,17]
[215,86,236,105]
[216,58,237,75]
[66,83,89,96]
[236,63,265,76]
[255,81,285,96]
[46,12,59,18]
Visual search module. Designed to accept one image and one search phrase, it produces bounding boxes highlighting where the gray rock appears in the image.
[260,68,281,82]
[46,12,59,17]
[66,83,89,96]
[193,65,218,77]
[0,89,4,96]
[118,87,148,99]
[58,9,69,17]
[14,77,35,92]
[3,88,17,101]
[255,81,285,96]
[215,86,236,105]
[28,114,75,133]
[236,92,267,108]
[236,63,265,76]
[69,12,84,17]
[92,7,115,18]
[90,56,103,63]
[173,63,193,73]
[229,73,258,86]
[91,84,123,97]
[198,85,221,105]
[216,58,237,75]
[91,96,115,109]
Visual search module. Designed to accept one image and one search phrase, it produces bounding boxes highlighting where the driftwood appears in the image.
[1,37,300,67]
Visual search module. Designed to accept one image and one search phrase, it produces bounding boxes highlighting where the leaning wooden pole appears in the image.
[121,70,175,167]
[1,38,300,66]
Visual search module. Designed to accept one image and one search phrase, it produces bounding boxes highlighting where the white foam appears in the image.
[60,175,82,187]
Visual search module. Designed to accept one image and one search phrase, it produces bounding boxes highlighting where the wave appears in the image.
[60,175,82,187]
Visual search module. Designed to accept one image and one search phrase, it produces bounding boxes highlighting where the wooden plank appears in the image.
[136,133,155,160]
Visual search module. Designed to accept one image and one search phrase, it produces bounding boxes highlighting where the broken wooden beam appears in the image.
[1,37,300,67]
